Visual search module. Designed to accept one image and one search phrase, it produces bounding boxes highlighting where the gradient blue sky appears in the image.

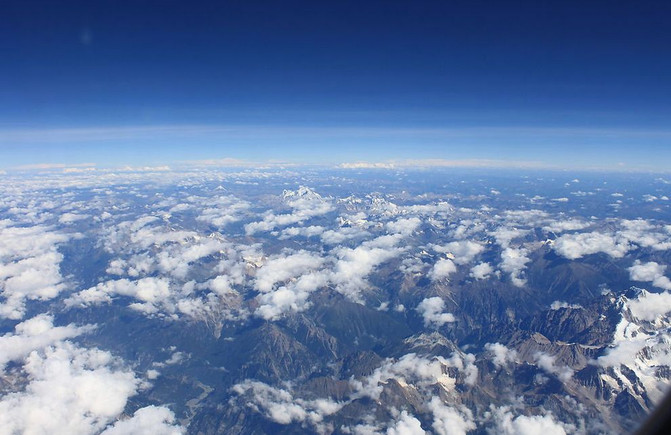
[2,0,671,170]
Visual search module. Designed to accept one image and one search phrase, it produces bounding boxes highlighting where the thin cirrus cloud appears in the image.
[2,124,671,142]
[0,124,670,171]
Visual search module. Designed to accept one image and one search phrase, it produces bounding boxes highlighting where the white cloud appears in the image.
[65,277,173,315]
[429,259,457,281]
[386,411,425,435]
[351,353,459,401]
[255,251,325,293]
[331,235,403,302]
[337,158,561,170]
[386,217,421,236]
[628,261,671,290]
[490,406,567,435]
[426,396,475,435]
[433,240,484,265]
[552,231,629,260]
[543,219,590,233]
[320,226,370,245]
[58,212,89,224]
[553,220,671,260]
[102,215,199,256]
[484,342,518,368]
[534,352,573,382]
[338,162,396,169]
[176,291,246,338]
[279,225,326,239]
[245,186,334,234]
[255,271,329,320]
[153,238,227,280]
[0,314,94,370]
[231,380,342,433]
[500,248,530,287]
[100,406,183,435]
[0,340,182,435]
[196,195,250,228]
[400,257,424,275]
[618,219,671,251]
[627,290,671,321]
[490,227,529,249]
[402,202,453,216]
[549,301,583,310]
[0,224,70,319]
[416,297,455,328]
[470,262,493,280]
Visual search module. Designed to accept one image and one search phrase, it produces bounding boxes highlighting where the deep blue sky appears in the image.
[1,0,671,170]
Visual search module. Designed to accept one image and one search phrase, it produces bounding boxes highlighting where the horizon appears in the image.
[2,1,671,171]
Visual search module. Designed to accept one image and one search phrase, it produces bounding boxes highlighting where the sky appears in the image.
[1,0,671,171]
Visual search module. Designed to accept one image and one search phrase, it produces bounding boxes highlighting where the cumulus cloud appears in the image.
[244,186,334,234]
[330,235,404,301]
[552,231,629,260]
[95,211,266,327]
[103,214,230,280]
[154,238,227,279]
[255,271,329,320]
[65,277,173,315]
[417,297,455,328]
[429,258,457,281]
[320,225,370,245]
[195,195,250,228]
[231,380,342,433]
[58,212,89,224]
[549,301,583,310]
[628,261,671,290]
[0,224,70,319]
[490,227,528,249]
[0,340,182,435]
[400,257,424,275]
[115,222,196,252]
[627,289,671,322]
[543,219,590,233]
[351,353,459,400]
[252,251,329,319]
[279,225,326,239]
[0,314,94,370]
[386,411,425,435]
[433,240,484,265]
[598,317,647,368]
[426,396,475,435]
[386,217,421,236]
[233,352,477,434]
[470,262,493,280]
[100,406,183,435]
[490,406,567,435]
[255,251,325,293]
[402,201,453,217]
[534,352,573,382]
[485,342,518,368]
[618,219,671,251]
[500,248,530,287]
[553,219,671,260]
[176,291,246,338]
